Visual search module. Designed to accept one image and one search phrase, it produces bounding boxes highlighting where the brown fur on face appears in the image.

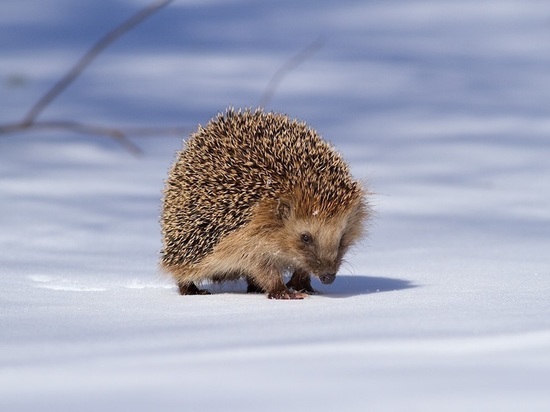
[160,108,370,299]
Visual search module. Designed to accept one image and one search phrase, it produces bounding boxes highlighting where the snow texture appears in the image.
[1,0,550,411]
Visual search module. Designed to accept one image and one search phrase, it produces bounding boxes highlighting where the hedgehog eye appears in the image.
[300,232,313,245]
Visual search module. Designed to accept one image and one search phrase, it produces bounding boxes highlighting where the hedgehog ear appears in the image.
[276,198,292,220]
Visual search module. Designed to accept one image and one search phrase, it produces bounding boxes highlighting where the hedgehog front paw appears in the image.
[267,290,307,300]
[286,282,318,295]
[286,270,318,294]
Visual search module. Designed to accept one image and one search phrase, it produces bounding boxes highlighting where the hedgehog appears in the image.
[160,108,368,299]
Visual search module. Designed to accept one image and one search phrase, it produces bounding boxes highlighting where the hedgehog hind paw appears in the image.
[246,283,264,294]
[246,277,265,294]
[178,282,211,295]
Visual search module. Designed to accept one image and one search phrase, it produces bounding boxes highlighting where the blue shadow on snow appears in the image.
[319,275,418,298]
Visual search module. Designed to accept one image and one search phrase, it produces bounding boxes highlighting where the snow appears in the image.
[1,0,550,411]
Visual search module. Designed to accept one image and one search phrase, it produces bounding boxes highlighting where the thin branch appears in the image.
[1,2,323,156]
[258,36,325,108]
[0,120,189,155]
[21,0,174,126]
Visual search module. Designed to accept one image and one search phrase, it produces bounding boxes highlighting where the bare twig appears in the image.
[258,36,325,108]
[1,1,324,156]
[0,120,187,137]
[0,0,175,155]
[0,120,188,155]
[21,0,174,126]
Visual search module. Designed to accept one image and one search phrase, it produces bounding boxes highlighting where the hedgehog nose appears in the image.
[319,273,336,285]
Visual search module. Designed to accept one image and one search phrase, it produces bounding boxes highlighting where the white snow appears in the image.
[1,0,550,411]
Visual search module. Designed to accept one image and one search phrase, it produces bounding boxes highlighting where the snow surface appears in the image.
[1,0,550,411]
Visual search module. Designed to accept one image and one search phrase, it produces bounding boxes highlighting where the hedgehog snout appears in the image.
[319,273,336,285]
[310,256,341,285]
